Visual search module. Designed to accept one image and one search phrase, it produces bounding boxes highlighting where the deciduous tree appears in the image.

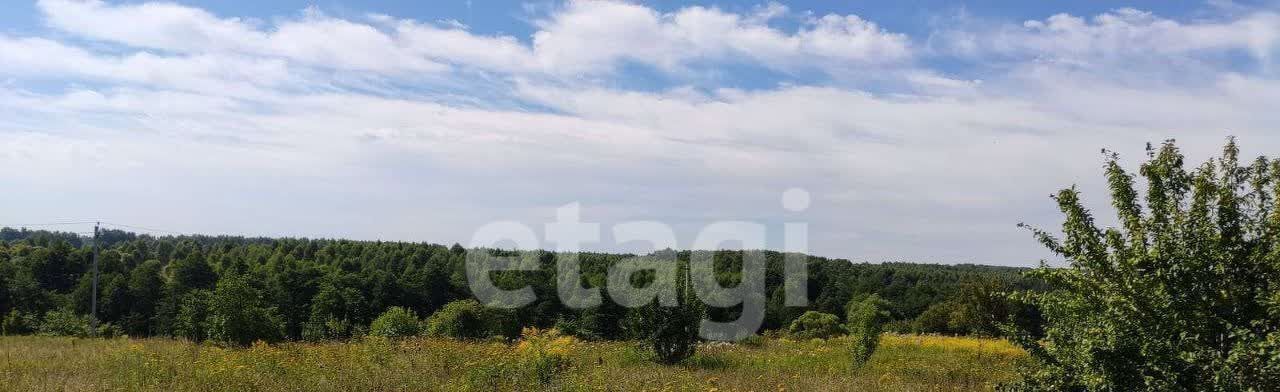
[1011,139,1280,390]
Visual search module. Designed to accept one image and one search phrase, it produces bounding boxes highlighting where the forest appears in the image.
[0,227,1044,343]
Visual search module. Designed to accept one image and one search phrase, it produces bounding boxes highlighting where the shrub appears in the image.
[846,294,890,366]
[626,264,703,365]
[787,311,845,340]
[552,303,628,341]
[515,327,579,384]
[1008,139,1280,390]
[552,317,596,341]
[369,306,420,338]
[206,277,285,346]
[302,316,354,342]
[38,308,91,337]
[2,310,35,335]
[642,302,701,364]
[35,309,123,338]
[174,289,213,342]
[424,299,515,340]
[914,301,964,335]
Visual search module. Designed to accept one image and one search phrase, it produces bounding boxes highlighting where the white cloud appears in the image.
[0,34,294,98]
[37,0,264,52]
[36,0,447,74]
[528,1,910,75]
[390,19,537,74]
[36,0,909,79]
[1,2,1279,264]
[935,7,1280,68]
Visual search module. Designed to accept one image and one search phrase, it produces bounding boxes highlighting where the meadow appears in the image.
[0,333,1026,391]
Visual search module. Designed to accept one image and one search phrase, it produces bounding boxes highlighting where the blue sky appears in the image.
[1,0,1279,265]
[0,1,1227,35]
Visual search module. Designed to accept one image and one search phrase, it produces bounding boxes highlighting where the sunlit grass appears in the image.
[0,333,1027,391]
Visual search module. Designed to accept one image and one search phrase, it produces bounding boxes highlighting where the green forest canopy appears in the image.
[0,227,1043,341]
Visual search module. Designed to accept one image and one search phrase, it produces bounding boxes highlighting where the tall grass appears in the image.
[0,333,1026,391]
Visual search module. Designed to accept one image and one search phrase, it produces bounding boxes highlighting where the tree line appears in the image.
[0,228,1044,343]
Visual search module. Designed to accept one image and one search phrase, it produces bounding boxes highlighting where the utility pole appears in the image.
[90,221,99,336]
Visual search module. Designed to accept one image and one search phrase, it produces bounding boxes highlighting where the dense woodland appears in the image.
[0,227,1043,342]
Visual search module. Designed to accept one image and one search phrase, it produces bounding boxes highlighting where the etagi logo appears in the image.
[464,188,812,341]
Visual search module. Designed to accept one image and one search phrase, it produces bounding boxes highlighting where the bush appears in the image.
[641,302,701,364]
[2,310,35,335]
[206,277,285,346]
[515,327,579,384]
[626,265,703,365]
[914,301,964,335]
[424,299,515,340]
[38,308,91,337]
[174,289,213,342]
[846,294,890,366]
[787,311,845,340]
[302,316,354,342]
[552,317,596,341]
[1008,139,1280,390]
[35,309,123,338]
[369,307,420,338]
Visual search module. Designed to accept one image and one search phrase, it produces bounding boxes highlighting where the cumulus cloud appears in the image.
[934,7,1280,69]
[36,0,910,78]
[36,0,447,74]
[0,35,295,98]
[527,1,911,74]
[1,1,1278,264]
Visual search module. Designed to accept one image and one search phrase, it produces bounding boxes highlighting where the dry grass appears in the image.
[0,333,1027,391]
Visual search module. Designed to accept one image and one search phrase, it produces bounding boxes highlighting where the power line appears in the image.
[99,222,186,235]
[1,220,189,236]
[0,221,98,227]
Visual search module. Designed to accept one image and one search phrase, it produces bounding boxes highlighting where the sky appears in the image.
[2,0,1279,266]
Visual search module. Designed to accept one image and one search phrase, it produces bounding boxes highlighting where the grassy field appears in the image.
[0,334,1027,391]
